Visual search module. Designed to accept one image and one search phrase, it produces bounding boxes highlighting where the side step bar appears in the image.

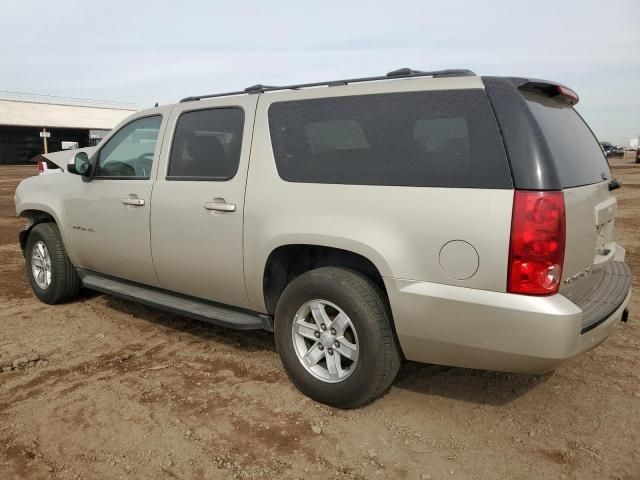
[78,270,273,332]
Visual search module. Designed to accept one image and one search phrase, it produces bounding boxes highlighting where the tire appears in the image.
[25,222,80,304]
[274,267,401,408]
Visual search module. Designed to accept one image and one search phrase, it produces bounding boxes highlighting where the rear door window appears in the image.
[522,91,611,188]
[267,90,511,188]
[167,107,244,180]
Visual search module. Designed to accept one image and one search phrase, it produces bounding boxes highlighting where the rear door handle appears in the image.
[203,198,236,212]
[121,197,145,206]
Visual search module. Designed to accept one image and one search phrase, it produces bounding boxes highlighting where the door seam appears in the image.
[148,104,177,287]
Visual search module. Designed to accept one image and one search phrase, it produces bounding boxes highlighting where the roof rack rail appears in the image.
[244,84,279,93]
[180,68,476,102]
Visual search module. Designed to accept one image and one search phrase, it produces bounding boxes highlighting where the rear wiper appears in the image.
[608,179,621,191]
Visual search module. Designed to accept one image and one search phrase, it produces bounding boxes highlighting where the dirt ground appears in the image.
[0,163,639,480]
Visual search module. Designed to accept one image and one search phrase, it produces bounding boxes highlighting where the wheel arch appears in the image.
[262,244,391,316]
[18,208,59,254]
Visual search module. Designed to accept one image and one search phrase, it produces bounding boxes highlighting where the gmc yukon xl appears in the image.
[14,68,632,408]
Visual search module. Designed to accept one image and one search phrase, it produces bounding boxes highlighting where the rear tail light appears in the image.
[507,191,566,295]
[37,160,44,173]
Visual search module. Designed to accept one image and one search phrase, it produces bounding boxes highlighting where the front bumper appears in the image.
[385,261,632,374]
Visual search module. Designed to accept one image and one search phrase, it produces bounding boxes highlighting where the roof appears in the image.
[0,99,137,129]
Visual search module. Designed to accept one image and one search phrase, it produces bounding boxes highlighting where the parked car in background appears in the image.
[14,68,632,408]
[600,142,623,157]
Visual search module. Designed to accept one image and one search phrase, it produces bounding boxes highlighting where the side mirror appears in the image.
[68,152,91,176]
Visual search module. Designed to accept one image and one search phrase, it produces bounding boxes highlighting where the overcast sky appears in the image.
[2,0,639,144]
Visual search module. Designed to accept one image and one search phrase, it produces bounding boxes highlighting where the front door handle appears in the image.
[203,198,236,213]
[121,197,145,206]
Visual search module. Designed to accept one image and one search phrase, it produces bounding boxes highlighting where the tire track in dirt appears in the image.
[1,164,639,479]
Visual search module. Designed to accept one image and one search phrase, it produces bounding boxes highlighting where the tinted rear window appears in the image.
[268,90,511,188]
[168,108,244,180]
[522,92,611,188]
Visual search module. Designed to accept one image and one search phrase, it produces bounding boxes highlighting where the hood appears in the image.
[38,146,98,171]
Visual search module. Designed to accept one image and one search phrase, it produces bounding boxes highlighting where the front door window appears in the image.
[96,116,162,179]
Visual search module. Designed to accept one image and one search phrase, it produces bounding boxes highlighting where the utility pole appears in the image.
[40,127,49,154]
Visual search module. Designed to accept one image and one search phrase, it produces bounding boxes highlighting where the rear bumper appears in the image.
[573,260,632,334]
[385,261,632,374]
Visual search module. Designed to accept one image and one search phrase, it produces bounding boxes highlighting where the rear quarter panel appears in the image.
[243,77,514,313]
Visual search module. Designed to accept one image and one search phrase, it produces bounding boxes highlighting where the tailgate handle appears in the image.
[608,179,621,191]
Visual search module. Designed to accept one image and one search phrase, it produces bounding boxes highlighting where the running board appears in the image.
[77,270,273,332]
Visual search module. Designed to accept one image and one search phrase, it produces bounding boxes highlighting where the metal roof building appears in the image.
[0,92,137,164]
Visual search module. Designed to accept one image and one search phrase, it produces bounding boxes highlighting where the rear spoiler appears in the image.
[508,77,579,105]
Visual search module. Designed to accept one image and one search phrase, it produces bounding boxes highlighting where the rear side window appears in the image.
[267,90,511,188]
[168,107,244,180]
[304,120,369,154]
[522,92,611,188]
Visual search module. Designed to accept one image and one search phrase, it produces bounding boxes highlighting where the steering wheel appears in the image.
[136,152,154,176]
[100,161,136,177]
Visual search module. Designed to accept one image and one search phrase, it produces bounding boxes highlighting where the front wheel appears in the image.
[25,223,80,304]
[274,267,401,408]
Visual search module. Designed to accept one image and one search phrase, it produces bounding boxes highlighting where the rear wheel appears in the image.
[274,267,401,408]
[25,223,80,304]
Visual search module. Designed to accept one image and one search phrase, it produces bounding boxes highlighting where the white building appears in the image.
[0,93,137,164]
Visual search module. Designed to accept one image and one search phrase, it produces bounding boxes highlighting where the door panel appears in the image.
[66,180,158,285]
[66,110,172,286]
[150,97,257,308]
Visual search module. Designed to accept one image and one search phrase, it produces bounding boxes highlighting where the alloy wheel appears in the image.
[31,240,52,289]
[291,299,360,383]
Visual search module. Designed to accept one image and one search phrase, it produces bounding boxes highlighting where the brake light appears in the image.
[507,191,565,295]
[557,85,579,105]
[37,160,44,173]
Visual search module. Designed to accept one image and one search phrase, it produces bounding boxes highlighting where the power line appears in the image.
[0,90,138,110]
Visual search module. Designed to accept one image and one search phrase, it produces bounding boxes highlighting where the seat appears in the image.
[183,134,228,177]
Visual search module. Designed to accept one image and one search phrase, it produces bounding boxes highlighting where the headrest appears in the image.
[186,134,225,163]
